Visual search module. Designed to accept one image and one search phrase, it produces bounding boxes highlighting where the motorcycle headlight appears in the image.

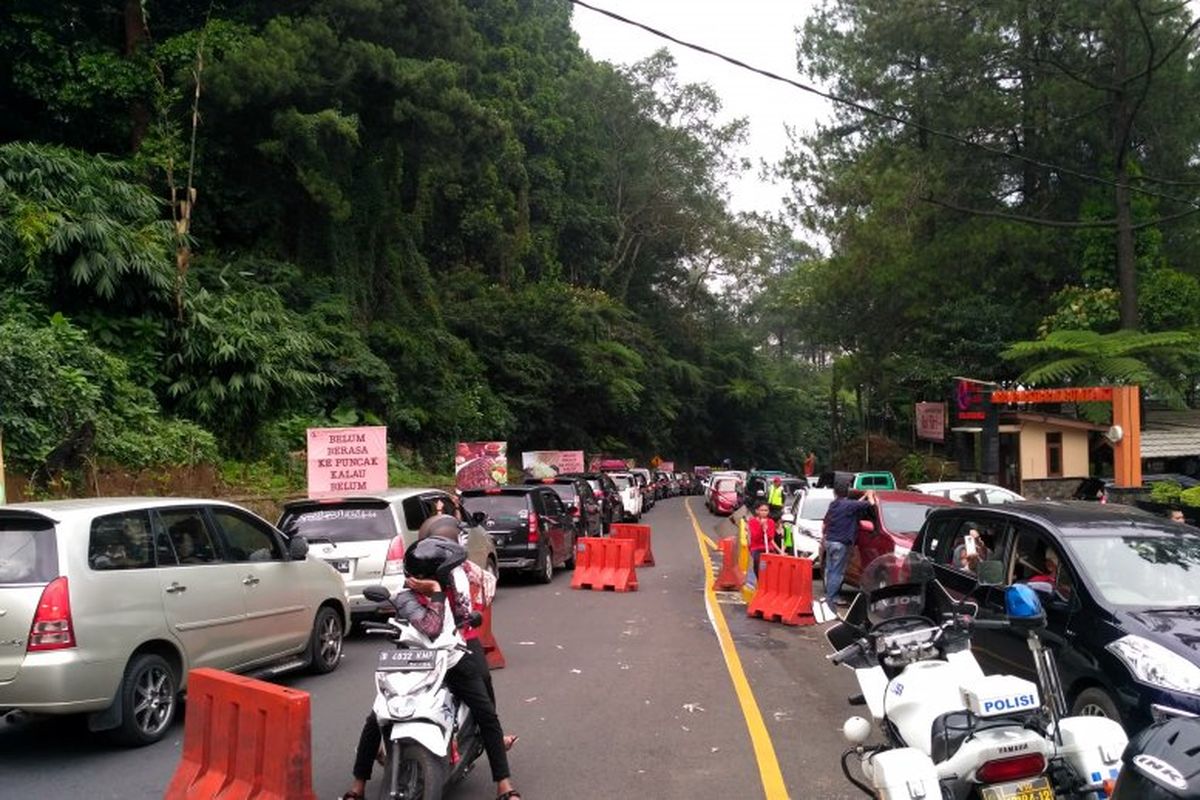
[1107,635,1200,695]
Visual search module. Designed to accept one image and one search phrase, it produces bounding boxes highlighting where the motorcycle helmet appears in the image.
[418,513,463,541]
[859,553,935,625]
[403,536,467,584]
[1112,716,1200,799]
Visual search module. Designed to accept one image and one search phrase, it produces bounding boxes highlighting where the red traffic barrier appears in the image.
[164,668,316,800]
[478,603,505,670]
[610,523,655,566]
[571,536,639,592]
[713,536,745,591]
[747,554,816,626]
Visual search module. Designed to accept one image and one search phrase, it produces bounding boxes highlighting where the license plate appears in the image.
[325,558,350,574]
[980,777,1054,800]
[378,649,435,671]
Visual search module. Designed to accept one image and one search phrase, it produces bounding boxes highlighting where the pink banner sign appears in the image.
[659,461,675,472]
[307,426,388,497]
[456,442,508,490]
[916,402,946,443]
[521,450,585,478]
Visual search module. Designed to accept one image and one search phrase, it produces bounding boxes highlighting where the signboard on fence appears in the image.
[307,426,388,498]
[915,402,946,443]
[456,442,508,490]
[521,450,585,479]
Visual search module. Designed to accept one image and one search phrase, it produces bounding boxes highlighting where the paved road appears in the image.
[0,497,860,799]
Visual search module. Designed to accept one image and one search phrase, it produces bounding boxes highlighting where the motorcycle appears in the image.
[826,553,1128,800]
[361,584,485,800]
[1109,715,1200,799]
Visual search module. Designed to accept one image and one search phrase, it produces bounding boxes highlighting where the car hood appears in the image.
[1119,608,1200,661]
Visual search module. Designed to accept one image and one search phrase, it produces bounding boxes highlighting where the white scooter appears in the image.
[826,554,1128,800]
[361,585,484,800]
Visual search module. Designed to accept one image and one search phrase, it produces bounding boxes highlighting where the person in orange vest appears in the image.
[747,501,780,577]
[804,451,817,478]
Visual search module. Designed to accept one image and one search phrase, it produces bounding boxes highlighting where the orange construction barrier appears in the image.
[610,523,655,566]
[478,603,505,670]
[746,554,815,626]
[713,536,745,591]
[164,668,316,800]
[570,536,639,592]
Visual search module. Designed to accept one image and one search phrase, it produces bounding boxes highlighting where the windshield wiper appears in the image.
[1140,605,1200,615]
[303,536,337,548]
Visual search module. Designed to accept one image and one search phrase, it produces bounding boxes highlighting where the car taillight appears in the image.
[976,754,1045,784]
[383,535,405,576]
[28,576,75,652]
[527,512,540,543]
[570,505,580,515]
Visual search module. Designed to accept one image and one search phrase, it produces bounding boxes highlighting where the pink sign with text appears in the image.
[915,402,946,443]
[307,426,388,497]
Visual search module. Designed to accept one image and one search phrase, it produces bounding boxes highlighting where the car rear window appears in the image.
[279,503,397,543]
[612,475,631,489]
[800,497,833,520]
[547,484,577,503]
[0,516,58,585]
[880,502,942,535]
[461,494,529,524]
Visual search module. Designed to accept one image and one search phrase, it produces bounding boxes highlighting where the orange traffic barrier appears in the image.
[746,554,815,626]
[164,667,316,800]
[713,536,745,591]
[610,523,655,566]
[571,536,639,592]
[478,603,505,670]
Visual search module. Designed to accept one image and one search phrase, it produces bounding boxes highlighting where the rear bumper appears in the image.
[345,576,405,620]
[499,557,538,570]
[0,649,122,715]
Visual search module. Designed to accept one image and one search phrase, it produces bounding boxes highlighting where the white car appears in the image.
[908,481,1024,505]
[781,487,836,566]
[607,471,643,521]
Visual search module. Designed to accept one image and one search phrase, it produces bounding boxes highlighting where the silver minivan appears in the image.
[0,497,349,746]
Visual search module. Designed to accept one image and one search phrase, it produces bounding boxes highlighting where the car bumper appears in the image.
[0,649,122,715]
[345,576,405,619]
[1121,683,1200,730]
[497,542,539,571]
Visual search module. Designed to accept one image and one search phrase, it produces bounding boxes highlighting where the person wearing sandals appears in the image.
[339,515,521,800]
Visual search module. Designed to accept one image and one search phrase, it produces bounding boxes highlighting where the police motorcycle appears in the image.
[1109,715,1200,799]
[360,538,485,800]
[826,553,1128,800]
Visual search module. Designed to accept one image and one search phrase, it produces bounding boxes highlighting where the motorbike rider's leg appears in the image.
[823,540,850,605]
[467,638,518,751]
[341,712,382,799]
[443,653,521,799]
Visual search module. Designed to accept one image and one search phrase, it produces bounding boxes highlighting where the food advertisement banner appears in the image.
[915,402,946,443]
[456,442,508,489]
[307,426,388,498]
[521,450,585,478]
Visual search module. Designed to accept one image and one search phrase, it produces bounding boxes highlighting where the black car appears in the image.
[913,501,1200,733]
[522,476,603,538]
[460,486,577,584]
[559,472,620,535]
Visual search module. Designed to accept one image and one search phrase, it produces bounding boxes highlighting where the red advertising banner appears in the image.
[307,426,388,497]
[915,402,946,443]
[456,442,508,490]
[521,450,585,478]
[659,461,676,472]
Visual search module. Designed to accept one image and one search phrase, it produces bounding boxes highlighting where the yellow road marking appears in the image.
[701,532,718,550]
[685,499,789,799]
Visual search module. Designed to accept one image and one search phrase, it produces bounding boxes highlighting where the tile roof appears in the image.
[1142,410,1200,457]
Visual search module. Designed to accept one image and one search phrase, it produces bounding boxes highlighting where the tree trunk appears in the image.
[124,0,150,152]
[1111,27,1139,330]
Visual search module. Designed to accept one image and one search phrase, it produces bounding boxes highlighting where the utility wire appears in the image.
[569,0,1200,211]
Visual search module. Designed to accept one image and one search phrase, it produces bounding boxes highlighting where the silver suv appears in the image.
[0,498,349,746]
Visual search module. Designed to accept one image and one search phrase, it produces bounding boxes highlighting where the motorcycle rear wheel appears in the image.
[377,741,447,800]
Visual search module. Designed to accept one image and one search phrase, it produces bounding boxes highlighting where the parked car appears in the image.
[913,501,1200,732]
[842,490,957,588]
[278,489,497,623]
[523,476,603,538]
[852,471,897,490]
[560,472,620,534]
[707,477,743,516]
[0,497,349,746]
[909,481,1025,505]
[607,471,643,522]
[460,486,577,583]
[630,468,656,511]
[780,487,836,567]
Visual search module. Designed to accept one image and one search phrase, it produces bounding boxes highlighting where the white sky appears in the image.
[571,0,829,219]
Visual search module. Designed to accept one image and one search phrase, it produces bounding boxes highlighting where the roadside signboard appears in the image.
[915,402,946,443]
[456,442,508,489]
[659,461,675,471]
[307,426,388,498]
[521,450,585,478]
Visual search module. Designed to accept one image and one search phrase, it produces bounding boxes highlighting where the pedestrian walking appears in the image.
[746,501,778,578]
[804,451,817,478]
[821,485,876,607]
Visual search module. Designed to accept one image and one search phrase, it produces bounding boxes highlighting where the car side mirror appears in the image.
[288,536,309,560]
[976,560,1005,586]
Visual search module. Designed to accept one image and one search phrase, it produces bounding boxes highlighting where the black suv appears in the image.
[913,501,1200,732]
[460,486,577,584]
[558,472,620,535]
[522,476,603,538]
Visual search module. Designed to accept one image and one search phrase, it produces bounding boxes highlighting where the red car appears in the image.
[707,477,743,516]
[842,490,957,587]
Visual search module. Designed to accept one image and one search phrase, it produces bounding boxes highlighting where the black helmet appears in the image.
[1113,716,1200,799]
[418,513,462,541]
[403,536,467,583]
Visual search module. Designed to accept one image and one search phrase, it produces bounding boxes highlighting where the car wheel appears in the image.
[1071,687,1121,721]
[111,653,178,746]
[534,546,553,584]
[307,605,344,674]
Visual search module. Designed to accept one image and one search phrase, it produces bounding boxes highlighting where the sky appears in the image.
[570,0,829,219]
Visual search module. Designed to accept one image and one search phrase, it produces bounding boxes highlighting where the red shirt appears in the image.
[747,517,776,553]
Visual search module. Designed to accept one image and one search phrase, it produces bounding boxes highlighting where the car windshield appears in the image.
[879,502,940,535]
[279,503,397,543]
[547,484,577,503]
[0,516,59,584]
[461,495,528,524]
[1066,532,1200,607]
[612,475,631,490]
[801,497,833,520]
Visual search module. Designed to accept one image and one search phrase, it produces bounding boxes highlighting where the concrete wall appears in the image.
[1018,422,1090,479]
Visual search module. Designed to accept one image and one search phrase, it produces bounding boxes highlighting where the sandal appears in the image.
[497,792,522,800]
[504,734,520,751]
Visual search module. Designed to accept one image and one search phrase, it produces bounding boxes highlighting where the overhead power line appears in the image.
[569,0,1200,211]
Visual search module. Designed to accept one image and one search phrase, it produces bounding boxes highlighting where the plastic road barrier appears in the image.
[746,554,816,626]
[164,667,316,800]
[713,536,746,591]
[610,522,655,566]
[478,603,506,669]
[570,536,639,592]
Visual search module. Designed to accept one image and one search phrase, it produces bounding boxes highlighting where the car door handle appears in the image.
[165,582,187,594]
[242,575,261,586]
